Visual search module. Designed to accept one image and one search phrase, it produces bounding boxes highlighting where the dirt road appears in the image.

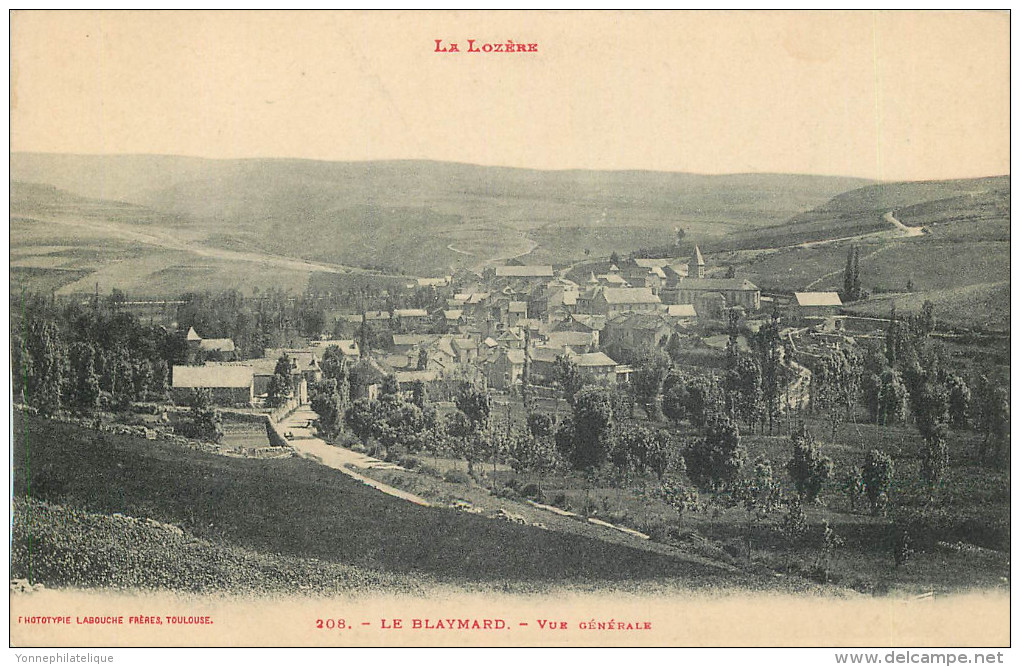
[278,408,431,506]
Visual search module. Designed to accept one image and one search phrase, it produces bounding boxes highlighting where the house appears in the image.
[393,308,431,332]
[484,348,526,390]
[543,330,598,353]
[492,265,555,280]
[794,292,843,317]
[171,365,255,407]
[181,327,237,362]
[662,278,761,312]
[507,301,528,325]
[573,351,621,383]
[602,312,674,352]
[665,304,698,320]
[416,276,451,287]
[496,327,526,349]
[443,309,466,330]
[263,349,322,388]
[451,336,479,363]
[364,310,392,324]
[198,338,237,361]
[589,287,662,318]
[392,334,438,354]
[394,369,442,398]
[310,339,360,359]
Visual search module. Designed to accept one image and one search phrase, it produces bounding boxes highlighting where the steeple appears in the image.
[693,245,705,278]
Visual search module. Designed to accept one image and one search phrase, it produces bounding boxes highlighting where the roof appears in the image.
[677,278,760,291]
[451,337,477,350]
[395,370,440,384]
[599,287,661,305]
[545,331,595,348]
[495,265,554,278]
[634,258,674,269]
[509,301,528,313]
[185,326,202,341]
[416,277,449,287]
[529,346,563,364]
[393,334,436,347]
[503,349,526,364]
[198,338,235,353]
[498,328,523,341]
[483,337,499,348]
[694,245,705,266]
[651,267,667,279]
[444,309,464,320]
[393,308,429,318]
[382,354,411,370]
[599,274,629,285]
[172,365,253,389]
[364,310,391,320]
[666,304,698,318]
[574,352,618,368]
[608,312,672,330]
[795,292,843,307]
[312,339,360,356]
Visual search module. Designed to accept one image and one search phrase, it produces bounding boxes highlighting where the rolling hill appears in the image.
[12,153,870,277]
[719,176,1010,332]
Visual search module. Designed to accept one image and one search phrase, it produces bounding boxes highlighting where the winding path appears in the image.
[278,407,431,506]
[803,211,925,290]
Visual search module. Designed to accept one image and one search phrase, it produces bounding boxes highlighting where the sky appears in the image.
[10,10,1010,181]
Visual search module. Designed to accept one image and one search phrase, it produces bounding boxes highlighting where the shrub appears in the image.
[398,455,420,470]
[443,469,472,485]
[350,443,367,454]
[520,483,544,500]
[551,492,569,509]
[417,463,442,479]
[579,496,599,517]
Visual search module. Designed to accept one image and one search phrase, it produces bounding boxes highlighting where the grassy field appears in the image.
[389,382,1009,597]
[12,411,777,593]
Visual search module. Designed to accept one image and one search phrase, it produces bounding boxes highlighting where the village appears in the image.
[168,244,845,412]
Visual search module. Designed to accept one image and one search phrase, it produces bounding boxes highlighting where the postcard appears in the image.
[9,9,1010,652]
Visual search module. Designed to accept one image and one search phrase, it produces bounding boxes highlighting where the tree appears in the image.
[682,374,723,429]
[733,457,783,562]
[266,355,293,408]
[861,449,894,516]
[609,251,621,266]
[664,332,683,366]
[630,349,670,419]
[661,380,688,425]
[454,385,492,474]
[553,354,585,403]
[974,380,1009,463]
[946,373,971,430]
[344,398,379,446]
[913,375,950,492]
[526,411,554,439]
[840,466,865,513]
[686,414,745,491]
[726,354,763,432]
[919,421,949,494]
[660,464,699,531]
[69,342,101,413]
[752,309,784,434]
[178,388,223,443]
[785,424,833,503]
[569,385,615,472]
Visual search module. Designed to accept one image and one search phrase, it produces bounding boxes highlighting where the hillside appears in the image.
[12,153,870,276]
[10,412,793,593]
[721,176,1009,250]
[717,176,1010,332]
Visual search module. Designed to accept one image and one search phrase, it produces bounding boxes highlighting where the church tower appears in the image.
[693,245,705,279]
